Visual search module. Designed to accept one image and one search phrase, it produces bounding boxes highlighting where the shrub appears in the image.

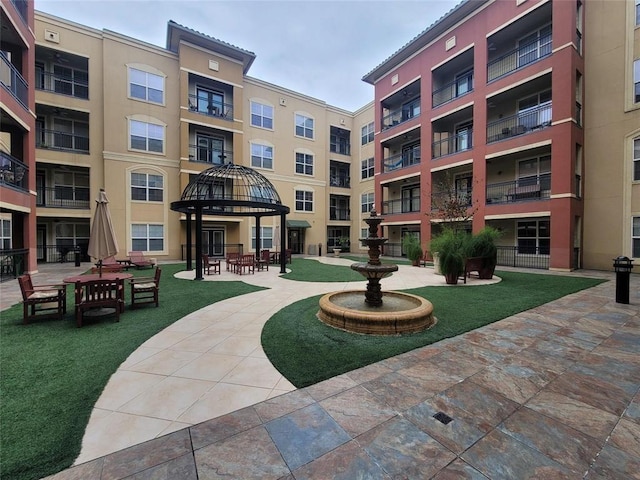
[402,234,423,264]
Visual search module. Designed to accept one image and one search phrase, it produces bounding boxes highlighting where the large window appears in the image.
[361,122,374,145]
[132,224,164,251]
[250,101,273,129]
[295,114,314,139]
[401,185,420,213]
[130,120,164,153]
[361,192,374,213]
[252,226,274,250]
[635,59,640,104]
[517,219,550,255]
[1,219,11,249]
[518,155,551,190]
[295,190,313,212]
[250,143,273,169]
[131,172,163,201]
[634,138,640,181]
[295,152,313,175]
[361,157,375,179]
[518,25,552,67]
[129,67,164,104]
[518,90,552,130]
[634,217,640,258]
[54,171,89,203]
[55,222,89,252]
[53,64,88,99]
[53,118,89,151]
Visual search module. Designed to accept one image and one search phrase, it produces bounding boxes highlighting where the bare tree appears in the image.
[427,171,478,232]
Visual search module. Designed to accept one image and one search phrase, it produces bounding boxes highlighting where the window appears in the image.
[634,217,640,257]
[55,222,90,253]
[295,190,313,212]
[54,171,89,203]
[455,70,473,96]
[130,120,164,153]
[1,219,11,249]
[196,88,225,117]
[636,0,640,26]
[131,172,163,201]
[53,64,88,99]
[635,138,640,181]
[518,155,551,190]
[518,25,552,67]
[360,228,368,247]
[401,97,420,121]
[327,226,349,250]
[361,122,374,145]
[635,59,640,103]
[196,134,225,165]
[517,219,550,255]
[361,157,375,179]
[252,226,274,250]
[401,185,420,213]
[330,195,350,221]
[53,118,89,151]
[518,90,552,130]
[295,114,314,139]
[129,67,164,104]
[250,101,273,129]
[361,192,374,213]
[251,143,273,169]
[132,224,164,251]
[295,152,313,175]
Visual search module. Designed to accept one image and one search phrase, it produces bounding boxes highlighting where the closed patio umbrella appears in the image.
[87,189,119,276]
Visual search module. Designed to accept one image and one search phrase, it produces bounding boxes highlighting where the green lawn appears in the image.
[0,261,605,480]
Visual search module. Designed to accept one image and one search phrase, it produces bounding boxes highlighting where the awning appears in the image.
[286,220,311,228]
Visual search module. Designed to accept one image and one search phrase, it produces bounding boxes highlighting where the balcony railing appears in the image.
[36,186,90,209]
[35,70,89,99]
[188,94,233,120]
[486,103,552,143]
[432,130,473,158]
[382,151,421,173]
[431,190,473,211]
[0,248,28,282]
[381,199,421,215]
[330,142,351,156]
[188,145,233,165]
[36,129,89,153]
[329,175,350,188]
[486,174,551,204]
[487,38,552,82]
[0,52,28,108]
[0,151,28,192]
[381,102,420,130]
[432,72,473,107]
[330,208,350,221]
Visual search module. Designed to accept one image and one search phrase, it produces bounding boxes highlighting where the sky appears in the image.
[34,0,461,112]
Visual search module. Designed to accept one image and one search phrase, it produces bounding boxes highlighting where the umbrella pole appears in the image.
[98,259,103,277]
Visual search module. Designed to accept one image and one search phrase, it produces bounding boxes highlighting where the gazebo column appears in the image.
[280,213,287,274]
[194,206,203,280]
[255,216,261,259]
[186,212,192,271]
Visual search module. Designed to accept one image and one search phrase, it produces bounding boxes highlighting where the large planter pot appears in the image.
[444,272,460,284]
[432,252,441,275]
[478,263,496,279]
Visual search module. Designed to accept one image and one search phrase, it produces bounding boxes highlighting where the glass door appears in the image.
[197,134,224,164]
[197,88,224,117]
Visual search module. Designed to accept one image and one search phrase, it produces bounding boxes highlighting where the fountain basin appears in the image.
[318,290,436,335]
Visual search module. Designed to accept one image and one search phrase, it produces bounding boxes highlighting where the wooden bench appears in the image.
[202,254,220,275]
[74,278,124,327]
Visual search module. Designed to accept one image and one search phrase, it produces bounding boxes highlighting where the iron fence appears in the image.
[0,248,28,282]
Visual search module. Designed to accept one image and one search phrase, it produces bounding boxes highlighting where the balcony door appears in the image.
[518,90,551,130]
[455,70,473,97]
[197,134,225,164]
[197,87,224,117]
[517,25,552,67]
[401,142,420,167]
[455,122,472,152]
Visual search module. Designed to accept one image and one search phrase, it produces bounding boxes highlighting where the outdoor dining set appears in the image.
[203,249,291,276]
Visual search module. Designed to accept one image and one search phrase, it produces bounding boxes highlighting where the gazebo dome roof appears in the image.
[171,164,289,217]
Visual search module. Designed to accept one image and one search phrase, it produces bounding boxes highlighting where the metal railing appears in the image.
[188,94,234,120]
[382,151,421,173]
[432,130,473,158]
[432,72,473,107]
[36,186,91,209]
[188,145,233,165]
[496,246,549,269]
[37,245,88,264]
[381,102,420,130]
[36,129,90,153]
[0,248,28,283]
[486,174,551,204]
[329,175,350,188]
[487,38,552,82]
[486,103,552,143]
[330,209,350,221]
[0,52,28,109]
[35,70,89,99]
[381,242,402,258]
[381,199,421,215]
[0,151,28,192]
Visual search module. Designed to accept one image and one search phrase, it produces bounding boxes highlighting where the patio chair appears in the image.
[202,254,220,275]
[128,251,155,269]
[237,254,255,275]
[130,267,162,309]
[226,252,240,272]
[90,255,124,274]
[284,249,292,264]
[74,278,124,327]
[18,274,67,324]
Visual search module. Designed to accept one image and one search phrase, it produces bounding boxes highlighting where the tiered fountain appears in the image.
[317,210,435,335]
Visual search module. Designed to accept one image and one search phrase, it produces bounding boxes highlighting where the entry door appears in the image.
[202,229,224,256]
[37,225,46,261]
[288,229,304,254]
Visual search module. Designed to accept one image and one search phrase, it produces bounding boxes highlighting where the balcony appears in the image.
[188,93,233,121]
[35,69,88,99]
[381,98,420,130]
[432,129,473,159]
[381,198,421,215]
[486,103,552,144]
[36,128,89,153]
[329,208,351,221]
[330,126,350,156]
[381,79,421,131]
[432,71,473,108]
[36,186,90,209]
[0,52,28,108]
[486,174,551,204]
[188,145,233,165]
[382,150,420,173]
[329,175,350,188]
[330,160,350,188]
[0,151,28,192]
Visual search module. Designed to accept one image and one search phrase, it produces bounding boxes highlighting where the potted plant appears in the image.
[431,229,466,284]
[402,234,423,266]
[464,226,500,279]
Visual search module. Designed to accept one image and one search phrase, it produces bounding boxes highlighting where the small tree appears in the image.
[427,171,478,232]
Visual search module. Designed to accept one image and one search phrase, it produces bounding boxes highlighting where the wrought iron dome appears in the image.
[171,164,290,217]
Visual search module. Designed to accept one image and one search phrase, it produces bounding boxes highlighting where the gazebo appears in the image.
[170,164,290,279]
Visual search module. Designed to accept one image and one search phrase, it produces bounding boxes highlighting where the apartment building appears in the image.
[583,0,640,271]
[1,0,37,278]
[26,11,377,267]
[363,0,584,271]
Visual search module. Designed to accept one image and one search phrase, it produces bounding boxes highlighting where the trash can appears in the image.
[318,243,322,256]
[613,256,634,304]
[74,246,81,267]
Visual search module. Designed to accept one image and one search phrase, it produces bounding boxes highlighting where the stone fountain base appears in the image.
[317,290,436,335]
